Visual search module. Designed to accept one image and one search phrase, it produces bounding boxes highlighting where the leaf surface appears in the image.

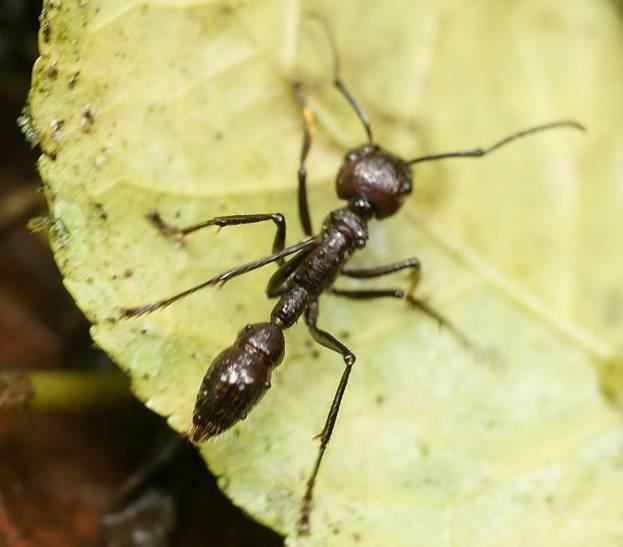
[30,0,623,545]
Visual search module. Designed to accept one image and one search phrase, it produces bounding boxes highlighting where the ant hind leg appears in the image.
[298,299,356,536]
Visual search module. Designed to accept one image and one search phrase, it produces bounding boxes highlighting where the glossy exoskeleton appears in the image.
[121,17,584,537]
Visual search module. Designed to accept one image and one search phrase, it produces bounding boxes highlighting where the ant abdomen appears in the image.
[191,322,285,442]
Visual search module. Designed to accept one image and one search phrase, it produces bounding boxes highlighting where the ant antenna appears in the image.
[309,13,374,144]
[408,120,585,165]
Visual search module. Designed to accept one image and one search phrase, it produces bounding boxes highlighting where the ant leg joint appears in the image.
[147,208,186,243]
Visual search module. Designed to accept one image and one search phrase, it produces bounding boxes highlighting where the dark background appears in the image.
[0,2,282,545]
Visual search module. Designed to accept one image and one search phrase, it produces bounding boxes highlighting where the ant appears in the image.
[120,17,584,537]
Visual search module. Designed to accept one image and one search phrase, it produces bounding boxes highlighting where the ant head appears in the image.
[311,14,584,220]
[336,144,412,219]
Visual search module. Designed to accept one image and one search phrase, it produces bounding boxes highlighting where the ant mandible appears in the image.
[121,16,584,536]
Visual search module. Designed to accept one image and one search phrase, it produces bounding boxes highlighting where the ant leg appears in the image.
[298,300,356,536]
[342,256,420,279]
[120,237,319,318]
[148,210,287,257]
[330,288,475,350]
[342,256,421,294]
[293,82,316,236]
[266,246,316,298]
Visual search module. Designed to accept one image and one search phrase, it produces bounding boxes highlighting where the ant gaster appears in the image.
[121,17,584,536]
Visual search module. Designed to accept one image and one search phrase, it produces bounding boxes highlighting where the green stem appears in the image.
[0,370,133,412]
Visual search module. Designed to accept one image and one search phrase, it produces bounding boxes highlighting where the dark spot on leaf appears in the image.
[311,350,320,359]
[598,354,623,409]
[46,64,58,78]
[79,104,96,132]
[42,22,51,43]
[375,394,385,405]
[68,71,80,88]
[94,202,108,220]
[123,269,133,278]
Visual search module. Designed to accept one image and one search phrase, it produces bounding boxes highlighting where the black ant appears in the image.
[120,17,584,537]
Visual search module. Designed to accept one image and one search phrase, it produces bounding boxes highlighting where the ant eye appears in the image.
[345,151,358,162]
[402,182,412,194]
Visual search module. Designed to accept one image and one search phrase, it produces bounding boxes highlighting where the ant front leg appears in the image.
[298,299,356,536]
[293,81,316,237]
[148,210,287,262]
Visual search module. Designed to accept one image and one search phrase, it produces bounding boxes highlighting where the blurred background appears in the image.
[0,2,281,545]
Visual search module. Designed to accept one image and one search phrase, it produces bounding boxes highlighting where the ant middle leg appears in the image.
[293,82,316,237]
[298,299,356,536]
[266,246,316,298]
[342,256,421,297]
[342,256,420,284]
[148,210,287,258]
[330,287,475,350]
[339,258,478,347]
